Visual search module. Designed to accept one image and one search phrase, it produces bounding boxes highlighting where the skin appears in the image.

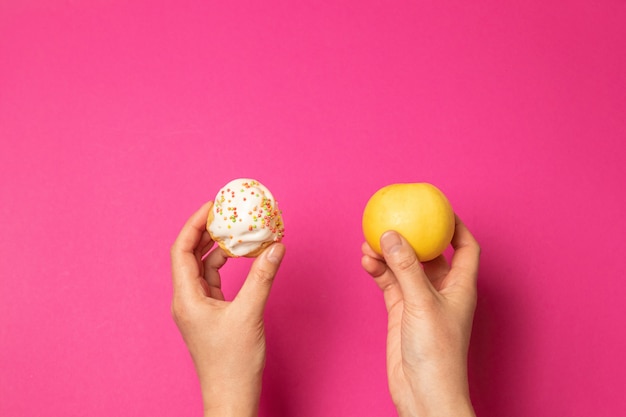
[171,203,479,417]
[170,201,285,417]
[361,216,480,417]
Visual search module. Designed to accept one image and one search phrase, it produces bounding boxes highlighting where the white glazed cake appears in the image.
[207,178,284,257]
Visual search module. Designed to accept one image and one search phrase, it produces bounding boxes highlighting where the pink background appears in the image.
[1,1,625,416]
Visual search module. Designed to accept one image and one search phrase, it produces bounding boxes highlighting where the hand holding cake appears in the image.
[171,192,286,417]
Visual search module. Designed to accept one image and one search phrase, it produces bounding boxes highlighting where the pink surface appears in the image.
[1,1,625,416]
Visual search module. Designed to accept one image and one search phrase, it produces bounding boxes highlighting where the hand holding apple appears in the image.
[362,183,479,417]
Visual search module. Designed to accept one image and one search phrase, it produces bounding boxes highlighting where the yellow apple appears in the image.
[362,183,455,262]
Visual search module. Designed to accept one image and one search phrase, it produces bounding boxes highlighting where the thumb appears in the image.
[380,231,438,307]
[235,243,285,318]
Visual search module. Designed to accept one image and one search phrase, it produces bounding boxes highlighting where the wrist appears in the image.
[201,375,262,417]
[203,395,260,417]
[404,369,475,417]
[204,402,259,417]
[421,396,475,417]
[411,387,474,417]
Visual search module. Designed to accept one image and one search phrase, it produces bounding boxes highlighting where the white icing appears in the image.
[208,178,284,257]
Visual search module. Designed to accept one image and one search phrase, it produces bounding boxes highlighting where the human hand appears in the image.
[361,216,479,417]
[171,201,286,417]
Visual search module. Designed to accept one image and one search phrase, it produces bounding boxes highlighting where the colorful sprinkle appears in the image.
[208,178,285,256]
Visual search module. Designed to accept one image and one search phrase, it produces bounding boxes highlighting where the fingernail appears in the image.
[266,243,285,264]
[381,231,402,254]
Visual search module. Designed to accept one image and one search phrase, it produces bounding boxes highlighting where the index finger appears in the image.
[171,201,214,296]
[449,215,481,285]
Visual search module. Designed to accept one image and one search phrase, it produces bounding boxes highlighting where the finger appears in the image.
[361,254,403,313]
[361,241,384,261]
[234,243,285,318]
[171,201,213,297]
[380,231,438,306]
[197,231,215,262]
[448,216,481,289]
[195,234,214,278]
[203,246,229,299]
[422,254,450,291]
[361,254,387,279]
